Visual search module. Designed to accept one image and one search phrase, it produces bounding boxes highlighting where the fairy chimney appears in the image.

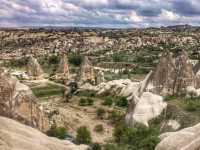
[56,54,70,79]
[79,56,95,84]
[27,56,44,79]
[151,50,196,95]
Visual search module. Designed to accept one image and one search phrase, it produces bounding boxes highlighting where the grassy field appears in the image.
[31,83,65,98]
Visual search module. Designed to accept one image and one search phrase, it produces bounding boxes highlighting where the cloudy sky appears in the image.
[0,0,200,28]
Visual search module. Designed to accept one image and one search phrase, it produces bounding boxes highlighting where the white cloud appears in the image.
[160,9,180,21]
[127,11,143,22]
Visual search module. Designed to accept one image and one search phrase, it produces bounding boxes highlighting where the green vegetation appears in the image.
[79,98,94,106]
[107,110,124,125]
[90,143,102,150]
[112,123,160,150]
[68,54,83,66]
[96,108,106,119]
[5,57,28,68]
[164,95,200,112]
[76,90,96,97]
[94,124,104,133]
[115,97,128,107]
[102,97,113,106]
[31,83,65,98]
[183,98,200,112]
[76,126,92,144]
[46,125,67,139]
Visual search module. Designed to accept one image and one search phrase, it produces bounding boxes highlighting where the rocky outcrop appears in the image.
[126,92,167,126]
[95,71,167,126]
[96,70,105,84]
[56,54,70,79]
[27,56,44,79]
[79,56,95,84]
[125,71,167,126]
[0,73,48,131]
[151,50,196,95]
[155,123,200,150]
[0,116,87,150]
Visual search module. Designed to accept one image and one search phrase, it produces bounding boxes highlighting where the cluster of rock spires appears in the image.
[151,50,197,95]
[25,54,99,86]
[82,50,200,127]
[0,69,49,131]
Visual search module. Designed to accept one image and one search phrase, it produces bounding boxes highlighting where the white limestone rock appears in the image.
[156,123,200,150]
[167,120,181,130]
[129,92,167,126]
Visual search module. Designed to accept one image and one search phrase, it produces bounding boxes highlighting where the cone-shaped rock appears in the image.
[27,56,44,79]
[56,54,70,78]
[79,56,95,83]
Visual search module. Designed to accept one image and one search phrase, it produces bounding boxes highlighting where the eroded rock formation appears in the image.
[151,50,196,95]
[95,71,167,126]
[27,56,44,79]
[79,56,95,84]
[96,70,105,84]
[56,54,70,79]
[0,73,48,131]
[0,116,87,150]
[125,71,167,126]
[156,123,200,150]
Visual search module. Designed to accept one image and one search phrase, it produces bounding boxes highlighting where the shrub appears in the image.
[46,125,67,139]
[79,98,87,106]
[184,100,200,112]
[90,143,102,150]
[115,97,128,107]
[113,123,160,150]
[107,110,123,125]
[79,98,94,106]
[76,90,96,97]
[48,55,59,64]
[76,126,92,144]
[87,98,94,106]
[94,124,104,133]
[96,108,106,119]
[102,98,113,106]
[68,54,82,66]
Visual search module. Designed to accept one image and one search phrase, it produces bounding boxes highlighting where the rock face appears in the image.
[155,123,200,150]
[126,92,167,126]
[56,54,70,79]
[96,71,167,126]
[125,71,167,126]
[79,56,95,84]
[151,51,196,95]
[0,116,87,150]
[97,79,140,97]
[0,73,48,131]
[27,56,44,79]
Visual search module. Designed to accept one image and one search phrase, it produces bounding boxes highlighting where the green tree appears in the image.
[76,126,92,144]
[46,125,67,139]
[96,108,106,119]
